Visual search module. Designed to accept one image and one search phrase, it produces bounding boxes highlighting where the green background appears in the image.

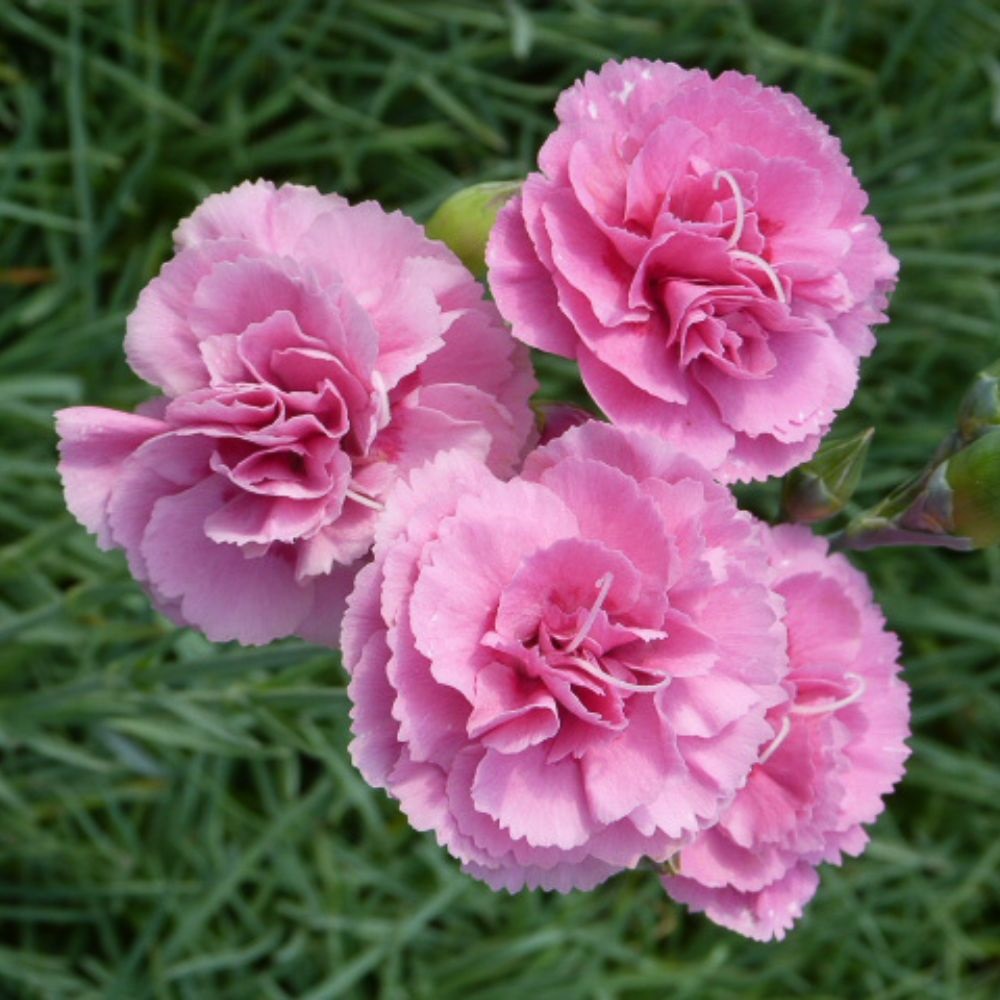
[2,1,999,997]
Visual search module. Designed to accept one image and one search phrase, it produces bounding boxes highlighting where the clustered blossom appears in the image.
[488,59,898,482]
[341,428,908,929]
[57,180,535,645]
[56,59,911,944]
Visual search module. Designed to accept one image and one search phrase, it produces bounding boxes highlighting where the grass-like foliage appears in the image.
[2,1,999,996]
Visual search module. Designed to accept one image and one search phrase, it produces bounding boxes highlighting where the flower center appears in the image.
[712,170,745,249]
[756,673,868,764]
[537,573,670,696]
[790,673,867,716]
[712,170,787,305]
[563,571,614,653]
[561,649,672,694]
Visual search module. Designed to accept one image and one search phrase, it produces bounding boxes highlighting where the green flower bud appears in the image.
[782,428,873,523]
[957,359,1000,442]
[944,429,1000,548]
[425,181,522,278]
[898,463,954,535]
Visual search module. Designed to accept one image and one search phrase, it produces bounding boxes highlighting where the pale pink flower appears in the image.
[663,524,910,940]
[488,60,897,482]
[343,421,789,892]
[57,180,535,646]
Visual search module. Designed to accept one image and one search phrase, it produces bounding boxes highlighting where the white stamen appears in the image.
[371,370,391,430]
[790,673,867,717]
[712,170,745,248]
[758,715,792,765]
[564,573,614,653]
[345,486,384,512]
[565,654,672,693]
[730,249,787,304]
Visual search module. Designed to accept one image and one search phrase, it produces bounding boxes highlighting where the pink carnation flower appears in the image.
[343,422,789,892]
[56,180,535,646]
[488,60,898,482]
[663,524,910,940]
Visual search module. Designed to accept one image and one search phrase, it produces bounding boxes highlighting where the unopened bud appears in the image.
[425,181,522,278]
[897,464,954,536]
[944,429,1000,548]
[782,428,873,523]
[957,359,1000,442]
